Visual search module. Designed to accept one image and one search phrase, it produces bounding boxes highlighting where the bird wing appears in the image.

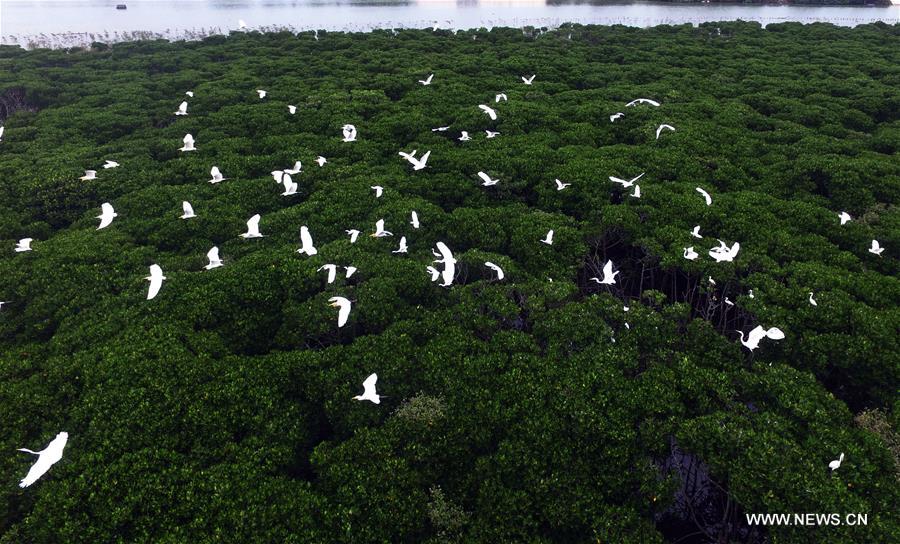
[147,274,163,300]
[696,187,712,205]
[362,373,378,395]
[603,260,614,277]
[247,214,261,232]
[435,242,455,263]
[419,150,430,165]
[282,174,293,191]
[766,327,785,340]
[609,176,629,186]
[300,226,314,248]
[477,172,491,183]
[182,202,194,215]
[207,247,220,262]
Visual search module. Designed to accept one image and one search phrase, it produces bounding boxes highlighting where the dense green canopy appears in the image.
[0,21,898,543]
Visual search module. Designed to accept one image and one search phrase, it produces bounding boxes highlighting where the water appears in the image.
[2,0,898,48]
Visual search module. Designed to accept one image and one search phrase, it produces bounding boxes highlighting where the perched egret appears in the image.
[208,166,226,184]
[353,373,381,403]
[609,172,644,188]
[869,240,884,256]
[478,104,497,120]
[419,73,434,85]
[346,229,361,243]
[297,226,317,256]
[709,240,740,263]
[590,260,619,285]
[683,247,699,260]
[318,264,337,284]
[179,134,196,152]
[399,150,430,171]
[838,211,851,225]
[180,201,196,219]
[696,187,712,206]
[80,170,97,181]
[256,89,267,99]
[344,266,357,278]
[288,105,297,114]
[145,264,165,300]
[521,74,536,85]
[555,179,571,191]
[458,131,471,141]
[103,160,119,169]
[240,214,263,238]
[14,238,32,252]
[174,101,188,116]
[410,211,420,229]
[829,453,844,471]
[809,292,818,306]
[626,98,660,107]
[609,112,624,122]
[485,262,505,280]
[495,93,508,102]
[316,156,327,167]
[477,171,499,186]
[329,296,351,328]
[392,236,408,254]
[541,230,554,245]
[737,325,784,351]
[342,124,357,142]
[691,225,703,239]
[485,130,500,138]
[656,124,675,139]
[371,219,393,238]
[17,432,68,488]
[204,247,223,270]
[96,202,117,230]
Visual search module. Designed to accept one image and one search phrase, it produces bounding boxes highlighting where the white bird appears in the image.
[609,112,624,122]
[392,236,408,254]
[240,214,263,238]
[318,264,337,284]
[283,161,302,175]
[869,240,884,256]
[479,104,497,120]
[683,247,699,260]
[344,266,357,278]
[495,93,508,103]
[256,89,266,99]
[179,134,196,152]
[316,156,327,167]
[238,19,247,30]
[426,265,440,282]
[174,101,188,116]
[555,179,571,191]
[79,170,97,181]
[458,131,471,141]
[724,297,734,307]
[96,202,117,230]
[656,124,676,139]
[0,126,4,141]
[288,105,297,114]
[145,264,165,300]
[204,247,223,270]
[208,166,226,184]
[103,160,119,169]
[346,229,361,243]
[297,226,317,256]
[271,170,285,183]
[419,73,434,85]
[329,296,351,328]
[609,172,644,188]
[433,242,456,286]
[590,260,619,285]
[371,219,393,238]
[540,230,554,245]
[17,432,68,488]
[748,289,755,299]
[353,373,381,403]
[410,211,420,229]
[281,174,298,196]
[180,201,196,219]
[630,185,641,198]
[626,98,660,107]
[14,238,32,252]
[371,186,384,198]
[485,130,500,139]
[691,225,703,239]
[399,149,431,171]
[185,91,194,97]
[829,452,844,471]
[737,325,785,351]
[709,240,740,263]
[838,211,851,225]
[521,74,536,85]
[696,187,712,206]
[342,124,357,142]
[477,171,499,186]
[485,261,504,280]
[809,292,817,306]
[432,126,450,132]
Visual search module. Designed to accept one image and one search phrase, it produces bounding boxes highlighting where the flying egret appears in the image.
[458,131,471,141]
[17,432,68,488]
[240,214,263,238]
[271,170,285,183]
[180,201,196,219]
[345,266,357,278]
[477,171,499,186]
[631,185,641,198]
[696,187,712,206]
[829,453,844,471]
[479,105,497,120]
[399,150,431,171]
[256,89,267,99]
[371,219,393,238]
[809,292,817,306]
[79,170,97,181]
[432,126,450,132]
[838,211,851,225]
[495,93,508,102]
[329,296,351,328]
[204,247,223,270]
[318,264,337,284]
[590,260,619,285]
[180,134,196,152]
[433,242,456,287]
[419,73,434,85]
[145,264,165,300]
[626,98,660,107]
[541,230,554,245]
[410,211,420,229]
[609,112,624,122]
[609,173,644,188]
[174,101,188,116]
[185,91,194,97]
[392,236,408,254]
[869,240,884,256]
[208,166,226,184]
[683,247,699,260]
[555,179,571,191]
[342,124,357,142]
[521,74,536,85]
[297,226,317,256]
[737,325,784,351]
[656,124,676,139]
[279,162,301,176]
[485,130,500,138]
[709,241,740,263]
[103,160,119,169]
[426,266,440,282]
[485,262,504,280]
[346,229,361,243]
[316,156,327,167]
[96,202,117,230]
[353,373,381,403]
[14,238,32,252]
[281,174,298,196]
[288,105,297,114]
[691,225,703,239]
[371,186,384,198]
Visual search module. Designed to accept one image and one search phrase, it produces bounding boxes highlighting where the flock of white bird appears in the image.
[4,63,881,487]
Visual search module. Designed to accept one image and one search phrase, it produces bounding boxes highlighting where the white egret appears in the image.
[426,266,440,282]
[371,186,384,198]
[353,373,381,403]
[691,225,703,239]
[256,89,266,99]
[96,202,117,230]
[79,170,97,181]
[709,240,740,263]
[392,236,408,254]
[626,98,660,107]
[410,211,420,229]
[683,247,699,260]
[590,260,619,285]
[103,160,119,169]
[371,219,393,238]
[555,179,571,191]
[174,101,188,116]
[238,19,248,30]
[748,289,755,299]
[609,112,624,122]
[204,247,223,270]
[809,292,817,306]
[208,166,226,184]
[240,214,263,238]
[459,131,471,141]
[829,453,844,471]
[346,229,361,243]
[0,126,4,141]
[341,124,357,142]
[656,124,675,139]
[737,325,784,351]
[318,264,337,284]
[288,105,297,114]
[495,93,507,102]
[521,74,536,85]
[609,172,644,188]
[271,170,285,183]
[14,238,32,252]
[838,211,851,225]
[180,201,196,219]
[477,171,499,186]
[345,266,357,278]
[419,73,434,85]
[17,432,68,488]
[329,296,351,328]
[485,262,504,280]
[696,187,712,206]
[433,242,456,286]
[541,230,554,245]
[145,264,165,300]
[725,297,734,307]
[479,105,497,120]
[316,156,327,167]
[297,226,317,256]
[432,126,450,132]
[485,130,500,138]
[185,91,194,97]
[869,240,884,256]
[399,149,431,171]
[284,161,302,175]
[281,174,298,196]
[180,134,196,152]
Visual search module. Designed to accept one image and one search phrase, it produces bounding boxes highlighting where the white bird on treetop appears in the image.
[371,186,384,198]
[809,292,817,306]
[458,131,471,141]
[288,105,297,114]
[17,432,68,488]
[709,240,740,263]
[342,124,357,142]
[829,453,844,471]
[145,264,166,300]
[316,156,327,167]
[256,89,267,99]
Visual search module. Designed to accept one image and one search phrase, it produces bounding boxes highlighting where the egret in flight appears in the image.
[353,373,382,404]
[316,156,327,167]
[180,134,196,152]
[555,179,571,191]
[284,161,302,175]
[392,236,408,254]
[103,160,119,169]
[459,131,471,141]
[174,101,188,116]
[541,230,554,245]
[432,126,450,132]
[369,186,383,198]
[479,105,497,120]
[204,247,223,270]
[609,112,624,122]
[342,124,357,142]
[399,150,430,171]
[838,211,851,225]
[209,166,226,184]
[185,91,194,97]
[238,19,248,30]
[287,105,297,115]
[485,262,505,280]
[432,242,456,286]
[426,266,440,282]
[256,89,267,99]
[241,214,263,238]
[590,260,619,285]
[318,264,337,284]
[410,211,420,229]
[656,124,675,139]
[626,98,660,107]
[696,187,712,206]
[691,225,703,239]
[829,453,844,471]
[14,238,32,252]
[609,173,644,188]
[521,74,536,85]
[17,432,68,488]
[329,296,351,328]
[419,73,434,85]
[96,202,117,230]
[297,226,317,256]
[281,175,298,196]
[80,170,97,181]
[180,201,196,219]
[737,325,784,351]
[485,130,500,138]
[478,171,499,186]
[145,264,165,300]
[346,229,361,243]
[683,247,699,260]
[345,266,357,278]
[496,93,508,102]
[708,240,740,263]
[869,240,884,256]
[371,219,393,238]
